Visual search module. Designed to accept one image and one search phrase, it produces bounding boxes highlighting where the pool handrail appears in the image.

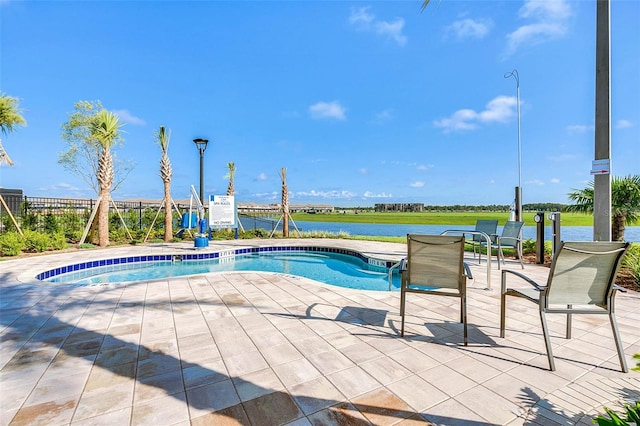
[440,230,492,290]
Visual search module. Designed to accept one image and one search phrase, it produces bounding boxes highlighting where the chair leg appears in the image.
[566,305,572,339]
[517,243,524,269]
[539,310,556,371]
[500,292,507,338]
[400,289,406,337]
[609,312,629,373]
[462,294,468,346]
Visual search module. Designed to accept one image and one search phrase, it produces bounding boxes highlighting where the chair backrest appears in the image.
[473,220,498,242]
[499,221,524,247]
[406,234,466,291]
[545,241,630,306]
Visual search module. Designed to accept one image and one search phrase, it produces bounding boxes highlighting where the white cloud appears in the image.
[527,179,545,186]
[446,18,493,39]
[363,191,393,198]
[113,109,146,126]
[309,101,346,121]
[615,119,633,129]
[349,7,407,46]
[434,95,517,132]
[566,124,593,134]
[372,109,393,123]
[550,178,560,184]
[253,191,278,200]
[256,173,267,181]
[548,153,578,162]
[359,168,368,174]
[409,181,425,188]
[296,190,357,199]
[416,164,433,171]
[505,0,572,56]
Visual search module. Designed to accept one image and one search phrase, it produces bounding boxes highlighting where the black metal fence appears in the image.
[0,195,287,238]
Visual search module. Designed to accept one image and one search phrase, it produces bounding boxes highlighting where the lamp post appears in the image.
[504,69,522,223]
[193,138,208,210]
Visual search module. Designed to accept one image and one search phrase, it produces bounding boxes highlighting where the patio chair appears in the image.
[480,221,525,270]
[466,220,498,264]
[500,241,630,372]
[400,234,473,346]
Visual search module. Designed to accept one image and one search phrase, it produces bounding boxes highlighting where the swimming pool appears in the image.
[39,247,402,291]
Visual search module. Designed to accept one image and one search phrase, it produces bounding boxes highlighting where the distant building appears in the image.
[374,203,424,212]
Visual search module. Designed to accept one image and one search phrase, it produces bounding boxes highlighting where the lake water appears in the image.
[292,221,640,242]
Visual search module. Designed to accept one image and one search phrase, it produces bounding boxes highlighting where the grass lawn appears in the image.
[290,211,594,226]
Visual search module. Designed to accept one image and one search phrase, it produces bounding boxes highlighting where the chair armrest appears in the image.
[463,262,473,280]
[501,269,545,293]
[613,284,627,293]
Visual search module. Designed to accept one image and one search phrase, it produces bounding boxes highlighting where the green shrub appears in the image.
[621,244,639,283]
[593,401,639,425]
[23,230,50,253]
[43,212,60,234]
[50,232,68,250]
[0,232,24,256]
[78,243,96,249]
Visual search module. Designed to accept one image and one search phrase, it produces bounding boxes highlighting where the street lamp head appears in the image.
[193,138,209,153]
[504,69,519,85]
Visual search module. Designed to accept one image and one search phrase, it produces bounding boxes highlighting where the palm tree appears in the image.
[226,162,236,196]
[156,126,173,242]
[91,109,123,247]
[0,93,27,166]
[281,167,289,237]
[567,175,640,241]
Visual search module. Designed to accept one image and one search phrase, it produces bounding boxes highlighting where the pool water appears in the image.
[46,251,402,291]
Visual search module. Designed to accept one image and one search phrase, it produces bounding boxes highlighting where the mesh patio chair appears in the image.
[480,220,525,270]
[466,220,498,264]
[500,241,631,372]
[400,234,473,346]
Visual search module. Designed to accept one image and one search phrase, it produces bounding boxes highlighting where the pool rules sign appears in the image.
[209,195,237,228]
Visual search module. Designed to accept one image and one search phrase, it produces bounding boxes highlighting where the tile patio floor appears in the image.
[1,238,638,425]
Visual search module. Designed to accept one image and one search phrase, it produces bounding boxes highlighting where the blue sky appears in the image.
[1,0,638,207]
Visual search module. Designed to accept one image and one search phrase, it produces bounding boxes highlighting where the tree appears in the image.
[156,126,173,242]
[226,162,235,196]
[92,109,124,247]
[0,93,27,166]
[281,167,289,237]
[59,100,133,194]
[567,175,640,241]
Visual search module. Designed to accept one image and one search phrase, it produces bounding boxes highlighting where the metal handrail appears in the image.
[440,230,492,290]
[388,260,402,291]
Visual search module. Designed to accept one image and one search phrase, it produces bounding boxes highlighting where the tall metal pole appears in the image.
[193,138,209,219]
[594,0,612,241]
[505,69,522,223]
[199,150,205,206]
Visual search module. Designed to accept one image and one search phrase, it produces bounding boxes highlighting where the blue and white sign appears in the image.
[209,195,237,228]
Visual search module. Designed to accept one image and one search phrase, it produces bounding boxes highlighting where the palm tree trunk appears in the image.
[164,182,172,242]
[612,212,626,241]
[97,189,110,247]
[281,167,289,238]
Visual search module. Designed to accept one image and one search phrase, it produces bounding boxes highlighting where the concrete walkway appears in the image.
[1,239,638,425]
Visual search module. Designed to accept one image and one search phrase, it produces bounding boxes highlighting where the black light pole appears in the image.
[193,138,208,208]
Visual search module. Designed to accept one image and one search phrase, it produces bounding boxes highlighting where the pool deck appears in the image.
[1,238,639,425]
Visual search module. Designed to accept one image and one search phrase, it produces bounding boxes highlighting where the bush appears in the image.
[621,244,640,283]
[23,230,51,253]
[43,212,60,234]
[593,401,639,425]
[0,232,24,256]
[50,232,68,250]
[522,239,552,255]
